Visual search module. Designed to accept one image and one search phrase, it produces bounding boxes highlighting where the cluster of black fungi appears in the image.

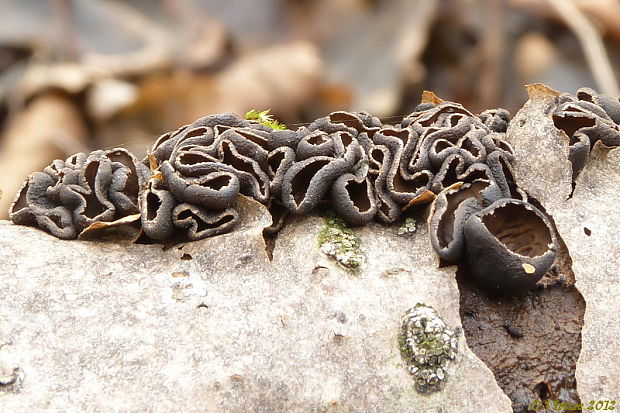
[10,89,620,295]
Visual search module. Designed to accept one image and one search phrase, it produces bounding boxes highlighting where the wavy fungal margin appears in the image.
[12,88,618,295]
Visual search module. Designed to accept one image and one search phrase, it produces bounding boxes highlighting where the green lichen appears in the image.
[398,332,413,361]
[317,213,364,269]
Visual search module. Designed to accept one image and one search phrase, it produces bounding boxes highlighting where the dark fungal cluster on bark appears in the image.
[10,148,149,240]
[415,101,559,295]
[553,87,620,180]
[17,89,615,295]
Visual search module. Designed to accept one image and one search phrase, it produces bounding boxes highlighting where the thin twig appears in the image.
[547,0,620,96]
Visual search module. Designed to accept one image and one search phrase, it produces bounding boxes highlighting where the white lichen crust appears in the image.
[400,303,458,394]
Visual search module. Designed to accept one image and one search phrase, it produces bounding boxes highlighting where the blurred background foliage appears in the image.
[1,0,619,218]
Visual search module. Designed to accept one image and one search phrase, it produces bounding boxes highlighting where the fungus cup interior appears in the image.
[11,182,29,213]
[268,150,287,175]
[437,181,488,247]
[221,142,255,175]
[419,106,470,127]
[237,130,269,149]
[459,137,480,157]
[345,180,371,212]
[438,156,463,187]
[177,210,234,232]
[221,142,267,194]
[107,150,139,196]
[338,131,353,147]
[290,159,330,205]
[83,161,107,218]
[184,127,208,139]
[461,167,490,183]
[382,128,410,145]
[200,175,231,190]
[370,147,385,167]
[481,203,552,257]
[434,140,452,152]
[146,191,162,221]
[178,152,211,166]
[307,134,328,145]
[48,213,65,228]
[552,112,595,138]
[329,112,363,130]
[393,171,429,193]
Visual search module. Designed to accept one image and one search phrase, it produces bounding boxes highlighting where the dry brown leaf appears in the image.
[119,41,323,135]
[506,83,573,211]
[402,189,437,211]
[77,214,142,243]
[312,0,438,116]
[514,32,560,81]
[420,90,444,105]
[525,82,561,99]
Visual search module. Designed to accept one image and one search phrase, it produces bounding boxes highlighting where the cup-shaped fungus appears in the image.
[10,172,77,239]
[429,180,502,262]
[160,161,240,210]
[553,89,620,181]
[281,156,351,215]
[10,148,149,240]
[308,110,382,139]
[139,180,177,241]
[463,199,558,295]
[295,131,335,160]
[171,203,238,241]
[9,103,526,252]
[330,174,378,225]
[576,87,620,125]
[478,108,511,133]
[266,146,296,199]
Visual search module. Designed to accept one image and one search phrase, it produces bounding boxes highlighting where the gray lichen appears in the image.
[400,303,458,394]
[317,213,364,269]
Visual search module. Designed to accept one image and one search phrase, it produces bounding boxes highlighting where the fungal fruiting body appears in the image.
[400,304,458,394]
[463,199,558,295]
[553,87,620,180]
[10,148,150,240]
[11,101,521,243]
[11,89,613,294]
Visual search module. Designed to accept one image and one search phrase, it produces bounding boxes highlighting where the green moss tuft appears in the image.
[245,109,287,130]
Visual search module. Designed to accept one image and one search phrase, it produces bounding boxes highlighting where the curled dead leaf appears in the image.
[77,214,142,243]
[420,90,445,105]
[401,189,437,211]
[525,83,560,99]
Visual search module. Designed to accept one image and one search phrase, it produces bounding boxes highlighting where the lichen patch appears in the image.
[397,217,417,236]
[317,213,364,269]
[400,303,458,394]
